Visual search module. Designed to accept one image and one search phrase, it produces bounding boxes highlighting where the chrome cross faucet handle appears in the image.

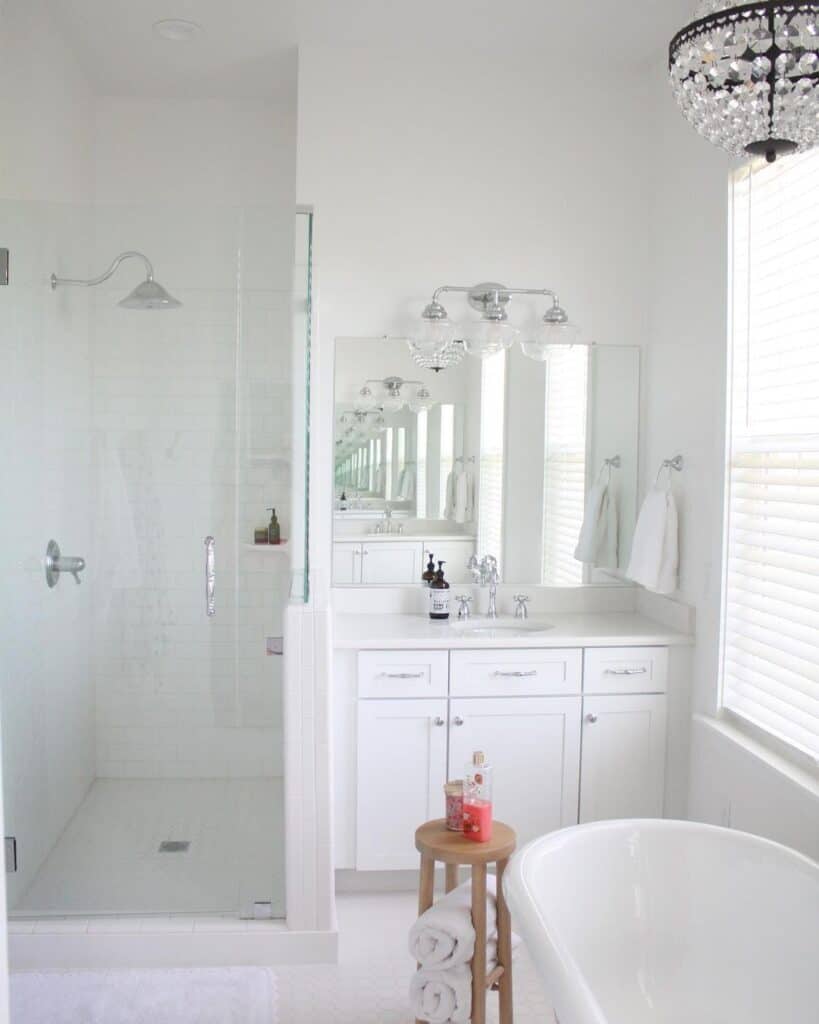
[455,595,473,620]
[513,594,530,620]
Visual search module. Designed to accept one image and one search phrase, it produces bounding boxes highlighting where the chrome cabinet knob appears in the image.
[453,716,464,727]
[585,713,598,724]
[433,716,445,727]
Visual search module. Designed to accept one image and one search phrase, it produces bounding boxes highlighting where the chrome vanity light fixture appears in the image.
[669,2,819,163]
[359,376,434,413]
[51,251,182,309]
[411,282,579,366]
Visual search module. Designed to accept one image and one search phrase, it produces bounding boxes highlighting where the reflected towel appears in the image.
[410,965,472,1024]
[574,481,618,569]
[626,483,679,594]
[409,878,498,969]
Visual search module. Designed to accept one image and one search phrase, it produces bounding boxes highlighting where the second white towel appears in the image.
[408,877,498,969]
[410,964,471,1024]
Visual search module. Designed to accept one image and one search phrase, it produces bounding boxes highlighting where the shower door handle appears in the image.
[205,536,215,617]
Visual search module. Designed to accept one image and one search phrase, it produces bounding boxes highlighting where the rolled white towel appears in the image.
[410,964,472,1024]
[409,878,498,969]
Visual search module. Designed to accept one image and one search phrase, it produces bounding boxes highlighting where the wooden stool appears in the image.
[414,819,516,1024]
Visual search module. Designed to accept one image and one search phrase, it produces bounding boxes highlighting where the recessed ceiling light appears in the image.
[152,18,202,42]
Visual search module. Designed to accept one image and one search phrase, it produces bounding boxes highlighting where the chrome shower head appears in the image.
[51,251,182,310]
[118,278,181,310]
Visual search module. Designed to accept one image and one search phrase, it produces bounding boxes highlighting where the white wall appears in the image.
[643,64,818,854]
[297,47,656,594]
[90,96,297,779]
[0,0,96,908]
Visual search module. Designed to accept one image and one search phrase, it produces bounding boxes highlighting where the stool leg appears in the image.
[416,855,436,1024]
[496,858,514,1024]
[445,863,459,893]
[418,854,435,916]
[471,863,488,1024]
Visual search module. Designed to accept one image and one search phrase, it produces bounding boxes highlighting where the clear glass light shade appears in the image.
[354,386,377,412]
[410,317,458,356]
[462,319,519,358]
[520,320,581,361]
[408,386,434,413]
[669,3,819,162]
[381,392,404,413]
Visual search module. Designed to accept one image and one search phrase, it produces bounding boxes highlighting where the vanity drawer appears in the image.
[450,649,581,697]
[583,647,668,694]
[358,650,449,699]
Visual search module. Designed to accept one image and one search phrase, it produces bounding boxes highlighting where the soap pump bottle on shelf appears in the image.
[463,750,493,843]
[422,551,436,587]
[429,561,450,620]
[266,508,281,545]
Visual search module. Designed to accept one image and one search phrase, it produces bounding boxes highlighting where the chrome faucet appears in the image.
[469,554,500,618]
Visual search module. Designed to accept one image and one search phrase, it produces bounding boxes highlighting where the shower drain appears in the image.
[158,840,190,853]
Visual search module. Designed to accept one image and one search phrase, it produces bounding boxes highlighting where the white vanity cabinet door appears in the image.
[333,542,362,584]
[356,699,448,870]
[360,542,424,584]
[449,697,581,848]
[579,694,667,823]
[423,540,476,583]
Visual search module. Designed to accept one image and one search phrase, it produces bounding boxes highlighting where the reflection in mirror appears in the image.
[333,337,640,587]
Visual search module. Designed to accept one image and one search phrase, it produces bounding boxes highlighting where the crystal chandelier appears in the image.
[669,2,819,163]
[409,282,579,368]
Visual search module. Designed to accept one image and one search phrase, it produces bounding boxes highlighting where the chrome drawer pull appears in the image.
[585,713,598,724]
[453,716,464,726]
[492,670,538,678]
[433,716,445,727]
[380,672,426,679]
[603,667,648,676]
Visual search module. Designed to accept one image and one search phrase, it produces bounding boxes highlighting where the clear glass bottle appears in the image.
[463,751,493,842]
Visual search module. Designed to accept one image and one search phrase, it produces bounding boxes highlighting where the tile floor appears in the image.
[277,891,555,1024]
[12,778,284,919]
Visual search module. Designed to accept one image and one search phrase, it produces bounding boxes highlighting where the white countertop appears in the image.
[334,534,475,544]
[333,612,693,650]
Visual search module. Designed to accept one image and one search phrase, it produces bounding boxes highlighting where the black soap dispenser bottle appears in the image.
[266,507,281,545]
[422,551,436,587]
[429,561,451,620]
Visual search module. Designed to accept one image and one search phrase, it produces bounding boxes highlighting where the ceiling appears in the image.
[49,0,695,100]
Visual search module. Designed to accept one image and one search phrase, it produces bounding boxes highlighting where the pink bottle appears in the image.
[463,751,493,843]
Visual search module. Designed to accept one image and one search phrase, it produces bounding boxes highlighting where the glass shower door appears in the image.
[1,199,299,920]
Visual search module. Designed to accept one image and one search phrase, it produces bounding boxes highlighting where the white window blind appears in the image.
[723,150,819,759]
[542,345,588,585]
[477,352,506,564]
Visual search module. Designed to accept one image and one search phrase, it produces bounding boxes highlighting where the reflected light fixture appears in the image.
[669,2,819,163]
[51,251,182,309]
[410,281,578,366]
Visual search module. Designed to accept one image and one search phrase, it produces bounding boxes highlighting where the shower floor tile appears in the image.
[12,778,284,919]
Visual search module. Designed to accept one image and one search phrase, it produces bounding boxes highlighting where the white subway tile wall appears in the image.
[90,205,293,782]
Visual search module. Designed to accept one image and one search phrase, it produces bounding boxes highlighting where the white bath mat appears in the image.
[10,967,278,1024]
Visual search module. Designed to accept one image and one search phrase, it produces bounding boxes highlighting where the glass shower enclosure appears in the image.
[0,202,312,920]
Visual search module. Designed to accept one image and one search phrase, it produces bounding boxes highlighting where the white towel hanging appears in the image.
[626,471,679,594]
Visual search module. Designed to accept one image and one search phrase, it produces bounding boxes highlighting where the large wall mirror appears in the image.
[333,336,640,587]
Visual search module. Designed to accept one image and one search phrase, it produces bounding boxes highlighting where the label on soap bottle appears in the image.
[429,590,450,618]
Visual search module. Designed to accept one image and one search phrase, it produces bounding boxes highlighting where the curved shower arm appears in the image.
[51,251,154,290]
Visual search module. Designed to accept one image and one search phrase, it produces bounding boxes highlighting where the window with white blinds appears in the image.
[723,150,819,759]
[542,345,588,585]
[477,352,506,566]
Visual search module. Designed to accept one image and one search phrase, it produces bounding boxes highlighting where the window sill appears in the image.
[694,712,819,798]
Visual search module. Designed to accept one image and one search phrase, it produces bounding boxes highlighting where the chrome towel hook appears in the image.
[656,454,684,485]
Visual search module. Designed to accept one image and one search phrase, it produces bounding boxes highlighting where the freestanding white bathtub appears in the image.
[504,819,819,1024]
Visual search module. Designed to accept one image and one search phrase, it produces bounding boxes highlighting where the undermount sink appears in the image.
[449,618,554,637]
